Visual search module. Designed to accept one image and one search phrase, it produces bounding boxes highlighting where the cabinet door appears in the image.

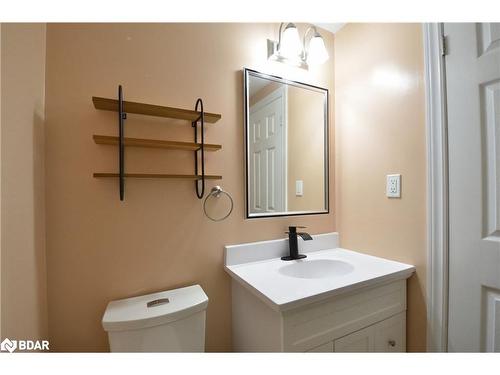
[374,312,406,352]
[333,313,406,353]
[334,325,375,352]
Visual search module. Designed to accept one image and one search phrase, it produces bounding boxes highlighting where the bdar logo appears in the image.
[1,338,17,353]
[0,338,49,352]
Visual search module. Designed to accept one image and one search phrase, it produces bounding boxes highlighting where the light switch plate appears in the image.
[296,180,304,196]
[386,174,401,198]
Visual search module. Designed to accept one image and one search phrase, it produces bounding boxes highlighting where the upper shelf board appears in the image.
[92,96,222,123]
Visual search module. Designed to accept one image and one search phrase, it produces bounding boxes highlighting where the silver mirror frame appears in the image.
[243,68,330,219]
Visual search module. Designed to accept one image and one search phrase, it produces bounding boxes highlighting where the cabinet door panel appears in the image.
[334,326,375,352]
[374,312,406,352]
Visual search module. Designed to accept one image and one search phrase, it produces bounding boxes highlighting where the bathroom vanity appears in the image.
[224,233,415,352]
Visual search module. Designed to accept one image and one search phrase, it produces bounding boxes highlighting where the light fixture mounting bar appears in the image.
[266,39,309,70]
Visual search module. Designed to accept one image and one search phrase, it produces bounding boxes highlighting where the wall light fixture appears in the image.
[267,23,329,70]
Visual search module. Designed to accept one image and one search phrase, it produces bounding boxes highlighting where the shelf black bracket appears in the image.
[118,85,127,201]
[192,98,205,199]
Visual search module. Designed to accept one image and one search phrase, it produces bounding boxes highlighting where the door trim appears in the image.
[423,23,449,352]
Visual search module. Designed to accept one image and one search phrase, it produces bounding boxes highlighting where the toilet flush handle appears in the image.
[147,298,170,308]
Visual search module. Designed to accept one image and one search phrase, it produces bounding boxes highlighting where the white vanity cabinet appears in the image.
[231,277,408,352]
[224,233,415,353]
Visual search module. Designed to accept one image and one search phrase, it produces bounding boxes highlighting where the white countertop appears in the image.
[224,233,415,311]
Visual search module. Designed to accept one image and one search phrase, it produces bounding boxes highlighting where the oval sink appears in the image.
[279,259,354,279]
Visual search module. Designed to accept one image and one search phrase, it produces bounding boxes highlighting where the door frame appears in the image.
[423,22,449,352]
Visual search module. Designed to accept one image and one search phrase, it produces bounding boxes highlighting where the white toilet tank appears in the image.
[102,284,208,352]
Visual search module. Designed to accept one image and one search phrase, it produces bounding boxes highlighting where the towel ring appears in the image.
[203,186,234,222]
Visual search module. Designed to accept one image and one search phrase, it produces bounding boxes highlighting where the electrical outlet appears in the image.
[386,174,401,198]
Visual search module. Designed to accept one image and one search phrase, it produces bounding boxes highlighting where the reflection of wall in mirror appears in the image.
[287,86,325,211]
[249,82,326,213]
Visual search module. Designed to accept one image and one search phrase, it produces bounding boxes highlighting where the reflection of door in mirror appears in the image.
[249,84,287,214]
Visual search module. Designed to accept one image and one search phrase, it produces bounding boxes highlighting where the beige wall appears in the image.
[334,23,427,351]
[45,23,335,351]
[0,23,48,341]
[1,22,428,353]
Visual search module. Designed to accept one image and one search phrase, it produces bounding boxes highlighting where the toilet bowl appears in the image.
[102,284,208,352]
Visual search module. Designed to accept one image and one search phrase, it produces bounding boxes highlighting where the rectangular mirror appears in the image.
[244,68,329,218]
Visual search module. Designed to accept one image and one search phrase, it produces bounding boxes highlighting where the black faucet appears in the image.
[281,226,313,261]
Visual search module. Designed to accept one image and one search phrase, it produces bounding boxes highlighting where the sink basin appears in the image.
[278,259,354,279]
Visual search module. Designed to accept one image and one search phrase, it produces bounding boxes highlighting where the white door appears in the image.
[248,89,286,214]
[446,23,500,352]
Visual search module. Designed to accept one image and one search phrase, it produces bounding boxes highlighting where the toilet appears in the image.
[102,284,208,352]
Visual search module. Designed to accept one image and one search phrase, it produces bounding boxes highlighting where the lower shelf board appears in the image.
[93,173,222,180]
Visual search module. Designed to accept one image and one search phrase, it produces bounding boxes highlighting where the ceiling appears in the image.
[314,23,346,34]
[248,76,270,96]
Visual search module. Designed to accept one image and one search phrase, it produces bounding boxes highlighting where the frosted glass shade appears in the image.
[279,24,302,60]
[307,34,329,65]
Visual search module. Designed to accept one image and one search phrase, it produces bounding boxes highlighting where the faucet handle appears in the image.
[288,225,306,232]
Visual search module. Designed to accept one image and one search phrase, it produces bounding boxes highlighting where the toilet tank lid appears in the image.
[102,284,208,332]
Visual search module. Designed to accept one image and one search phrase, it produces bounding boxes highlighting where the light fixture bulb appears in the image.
[279,23,302,60]
[307,34,329,65]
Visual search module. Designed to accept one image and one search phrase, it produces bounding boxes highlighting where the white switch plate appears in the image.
[295,180,303,196]
[386,174,401,198]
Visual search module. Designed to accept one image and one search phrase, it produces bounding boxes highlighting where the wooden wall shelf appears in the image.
[93,135,222,151]
[93,86,222,200]
[92,96,221,123]
[94,173,222,180]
